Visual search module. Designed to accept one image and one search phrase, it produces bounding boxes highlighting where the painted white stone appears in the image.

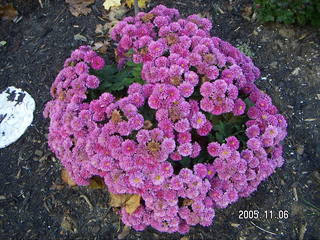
[0,86,35,148]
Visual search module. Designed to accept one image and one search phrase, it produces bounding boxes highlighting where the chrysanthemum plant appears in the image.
[44,5,287,233]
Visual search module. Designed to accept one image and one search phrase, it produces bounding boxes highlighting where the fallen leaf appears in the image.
[182,198,194,206]
[50,183,65,190]
[0,4,18,20]
[108,6,128,21]
[95,24,104,34]
[100,6,128,34]
[109,193,132,207]
[103,0,121,10]
[126,0,149,9]
[242,5,253,21]
[74,33,87,42]
[118,225,130,239]
[180,237,190,240]
[61,215,77,233]
[61,169,77,186]
[93,40,110,54]
[65,0,95,17]
[125,194,141,214]
[109,193,141,214]
[88,176,105,189]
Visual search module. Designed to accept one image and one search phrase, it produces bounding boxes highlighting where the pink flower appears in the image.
[121,140,137,156]
[197,120,212,136]
[190,112,206,129]
[200,82,214,97]
[200,98,214,112]
[129,172,145,188]
[170,176,183,190]
[75,62,89,75]
[247,137,262,151]
[184,71,199,86]
[161,138,176,153]
[151,172,165,185]
[207,142,220,157]
[233,99,246,116]
[91,56,105,70]
[205,66,219,80]
[246,125,260,138]
[177,132,192,144]
[190,142,201,158]
[86,75,100,89]
[170,152,182,161]
[174,118,191,133]
[226,136,239,150]
[148,41,165,58]
[194,163,207,178]
[178,82,194,97]
[178,143,193,156]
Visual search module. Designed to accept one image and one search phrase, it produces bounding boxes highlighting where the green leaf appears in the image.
[180,157,191,168]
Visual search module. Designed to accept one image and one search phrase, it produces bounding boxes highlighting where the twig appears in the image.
[79,194,93,211]
[250,221,278,236]
[38,0,43,8]
[299,223,307,240]
[293,186,298,201]
[134,0,139,15]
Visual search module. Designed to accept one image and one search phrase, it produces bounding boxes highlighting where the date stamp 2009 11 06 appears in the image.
[238,210,289,220]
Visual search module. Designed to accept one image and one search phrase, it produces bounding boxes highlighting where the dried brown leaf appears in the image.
[182,198,194,206]
[180,237,190,240]
[65,0,95,17]
[93,40,110,54]
[88,176,105,189]
[0,4,18,20]
[61,169,77,186]
[109,193,141,214]
[242,5,253,21]
[126,0,149,9]
[125,194,141,214]
[109,193,132,207]
[95,24,104,34]
[103,0,121,10]
[118,225,131,239]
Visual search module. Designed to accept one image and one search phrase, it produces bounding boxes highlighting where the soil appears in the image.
[0,0,319,239]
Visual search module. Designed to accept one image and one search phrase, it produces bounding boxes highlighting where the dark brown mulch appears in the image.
[0,0,319,239]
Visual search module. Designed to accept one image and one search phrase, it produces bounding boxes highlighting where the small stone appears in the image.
[270,61,278,69]
[61,215,77,233]
[74,33,87,42]
[230,223,240,228]
[118,225,130,240]
[92,225,100,234]
[296,145,304,155]
[0,195,6,200]
[35,150,43,157]
[291,67,301,76]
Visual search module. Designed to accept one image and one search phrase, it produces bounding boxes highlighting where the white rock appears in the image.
[0,86,35,148]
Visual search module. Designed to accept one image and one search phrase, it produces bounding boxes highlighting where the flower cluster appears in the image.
[44,5,287,234]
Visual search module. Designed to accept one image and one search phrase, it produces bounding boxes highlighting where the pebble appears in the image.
[35,150,43,157]
[296,145,304,155]
[61,215,77,233]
